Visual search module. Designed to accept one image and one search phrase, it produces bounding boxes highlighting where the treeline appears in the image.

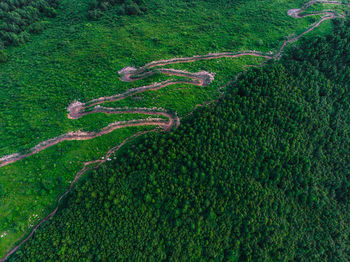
[8,19,350,261]
[88,0,147,20]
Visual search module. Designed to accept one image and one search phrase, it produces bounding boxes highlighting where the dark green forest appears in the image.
[0,0,59,49]
[8,20,350,261]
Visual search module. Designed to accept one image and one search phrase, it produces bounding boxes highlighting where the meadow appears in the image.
[0,0,346,256]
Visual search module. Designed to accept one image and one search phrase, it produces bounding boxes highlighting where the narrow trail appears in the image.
[0,130,155,262]
[0,0,347,169]
[1,1,348,260]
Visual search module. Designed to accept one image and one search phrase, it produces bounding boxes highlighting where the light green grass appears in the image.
[305,2,349,14]
[0,125,151,253]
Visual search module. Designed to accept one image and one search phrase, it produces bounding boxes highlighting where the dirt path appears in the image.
[1,1,348,260]
[0,0,347,169]
[0,129,155,261]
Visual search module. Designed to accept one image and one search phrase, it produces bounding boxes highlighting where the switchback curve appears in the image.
[1,1,348,260]
[0,0,347,168]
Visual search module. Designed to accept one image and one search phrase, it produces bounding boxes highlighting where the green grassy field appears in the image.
[306,2,349,14]
[0,0,347,256]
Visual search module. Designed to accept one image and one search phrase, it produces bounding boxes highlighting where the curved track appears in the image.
[0,130,155,261]
[0,0,347,169]
[1,1,348,260]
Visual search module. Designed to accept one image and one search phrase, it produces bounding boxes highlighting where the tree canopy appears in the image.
[0,0,59,48]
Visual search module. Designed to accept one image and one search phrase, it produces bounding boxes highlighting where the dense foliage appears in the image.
[0,0,59,49]
[8,19,350,261]
[87,0,147,19]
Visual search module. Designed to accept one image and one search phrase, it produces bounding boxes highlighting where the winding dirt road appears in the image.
[0,129,155,261]
[0,0,347,169]
[1,1,348,260]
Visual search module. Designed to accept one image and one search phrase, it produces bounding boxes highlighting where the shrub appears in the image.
[125,1,142,16]
[0,49,8,63]
[87,9,103,20]
[28,21,47,34]
[87,0,146,20]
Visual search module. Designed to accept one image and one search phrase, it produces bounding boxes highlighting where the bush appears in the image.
[0,49,8,63]
[28,21,47,34]
[125,1,142,16]
[87,0,146,20]
[43,7,57,18]
[87,9,103,20]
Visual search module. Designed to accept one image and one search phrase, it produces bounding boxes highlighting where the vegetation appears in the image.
[8,19,350,261]
[0,49,8,62]
[305,2,350,15]
[1,0,347,256]
[88,0,147,20]
[0,0,59,48]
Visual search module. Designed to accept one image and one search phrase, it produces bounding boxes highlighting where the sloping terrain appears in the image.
[6,18,350,261]
[0,0,349,258]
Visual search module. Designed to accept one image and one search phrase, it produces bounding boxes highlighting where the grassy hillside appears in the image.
[8,19,350,261]
[0,0,348,256]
